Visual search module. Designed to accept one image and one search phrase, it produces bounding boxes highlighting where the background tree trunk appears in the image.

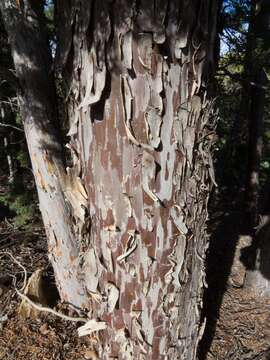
[246,68,267,228]
[0,0,88,308]
[1,0,219,358]
[243,0,270,295]
[245,0,269,230]
[3,135,14,184]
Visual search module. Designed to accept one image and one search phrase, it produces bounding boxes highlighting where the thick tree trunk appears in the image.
[1,0,218,358]
[56,1,218,358]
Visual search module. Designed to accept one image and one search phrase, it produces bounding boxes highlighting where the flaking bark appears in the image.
[56,1,218,358]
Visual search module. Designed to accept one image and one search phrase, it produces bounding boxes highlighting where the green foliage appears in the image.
[0,10,39,227]
[215,0,270,199]
[0,134,38,225]
[214,63,248,193]
[15,112,22,126]
[0,193,35,226]
[44,0,55,51]
[0,179,37,226]
[15,149,30,169]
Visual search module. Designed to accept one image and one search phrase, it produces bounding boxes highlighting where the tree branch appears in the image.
[0,122,23,132]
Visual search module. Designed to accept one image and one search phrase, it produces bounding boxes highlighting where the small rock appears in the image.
[0,314,8,332]
[39,323,49,335]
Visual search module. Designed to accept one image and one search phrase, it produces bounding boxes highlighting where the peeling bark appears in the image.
[57,1,218,358]
[1,0,219,358]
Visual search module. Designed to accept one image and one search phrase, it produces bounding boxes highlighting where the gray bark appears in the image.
[0,0,88,308]
[3,136,14,184]
[1,0,219,358]
[1,106,15,184]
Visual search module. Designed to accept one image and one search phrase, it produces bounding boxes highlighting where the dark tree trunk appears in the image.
[246,68,267,228]
[1,1,219,358]
[245,0,269,230]
[243,0,270,295]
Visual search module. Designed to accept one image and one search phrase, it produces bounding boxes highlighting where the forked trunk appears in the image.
[1,1,218,358]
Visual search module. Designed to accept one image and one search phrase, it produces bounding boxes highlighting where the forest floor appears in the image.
[201,286,270,360]
[0,209,270,360]
[199,198,270,360]
[0,221,94,360]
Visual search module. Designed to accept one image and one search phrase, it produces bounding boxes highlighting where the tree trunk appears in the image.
[246,68,267,228]
[3,136,14,184]
[1,0,218,358]
[245,0,269,230]
[243,0,270,295]
[0,0,88,308]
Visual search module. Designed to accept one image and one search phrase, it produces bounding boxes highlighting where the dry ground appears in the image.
[199,211,270,360]
[204,287,270,360]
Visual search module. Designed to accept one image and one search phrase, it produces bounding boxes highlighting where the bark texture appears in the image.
[0,1,88,308]
[1,0,218,358]
[56,1,218,358]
